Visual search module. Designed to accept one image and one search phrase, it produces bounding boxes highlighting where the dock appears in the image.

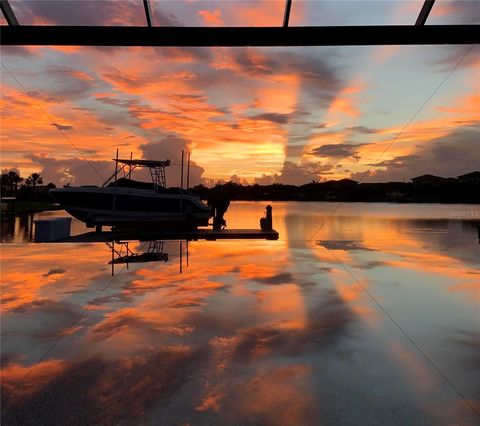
[50,228,279,243]
[34,205,278,243]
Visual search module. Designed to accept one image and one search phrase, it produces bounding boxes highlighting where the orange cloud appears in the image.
[372,45,400,65]
[326,81,365,121]
[1,359,67,399]
[436,94,480,114]
[430,2,456,18]
[195,391,224,411]
[231,1,286,26]
[198,9,224,26]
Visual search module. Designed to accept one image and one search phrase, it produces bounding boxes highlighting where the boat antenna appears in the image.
[181,149,184,190]
[113,148,119,218]
[180,149,184,213]
[186,152,191,190]
[128,151,133,178]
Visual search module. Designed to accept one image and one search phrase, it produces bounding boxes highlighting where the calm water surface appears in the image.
[1,202,479,425]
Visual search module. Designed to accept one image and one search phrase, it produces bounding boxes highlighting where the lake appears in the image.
[1,201,479,425]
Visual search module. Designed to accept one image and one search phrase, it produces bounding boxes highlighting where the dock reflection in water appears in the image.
[1,202,479,425]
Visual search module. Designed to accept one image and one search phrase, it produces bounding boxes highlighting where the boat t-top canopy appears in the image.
[115,159,171,168]
[102,158,171,190]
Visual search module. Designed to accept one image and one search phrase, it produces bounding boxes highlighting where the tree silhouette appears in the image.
[1,170,23,197]
[9,170,23,193]
[26,173,43,189]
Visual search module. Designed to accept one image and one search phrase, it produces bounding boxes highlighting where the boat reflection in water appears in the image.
[107,240,189,275]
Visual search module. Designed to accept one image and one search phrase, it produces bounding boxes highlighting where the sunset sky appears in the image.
[1,0,478,187]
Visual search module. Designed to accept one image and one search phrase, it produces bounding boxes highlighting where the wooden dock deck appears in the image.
[52,228,279,243]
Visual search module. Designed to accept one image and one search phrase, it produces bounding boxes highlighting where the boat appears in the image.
[50,157,212,230]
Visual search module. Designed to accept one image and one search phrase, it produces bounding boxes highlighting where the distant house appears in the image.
[457,171,480,184]
[411,174,447,185]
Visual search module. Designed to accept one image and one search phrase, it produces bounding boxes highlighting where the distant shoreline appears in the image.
[192,180,480,205]
[222,199,480,205]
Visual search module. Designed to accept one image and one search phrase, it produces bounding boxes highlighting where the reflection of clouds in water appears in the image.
[0,244,118,313]
[90,308,163,340]
[167,296,207,309]
[230,306,353,363]
[223,364,317,425]
[2,347,206,425]
[42,268,66,277]
[400,219,480,269]
[450,330,480,371]
[2,202,479,424]
[355,260,390,270]
[317,240,377,251]
[89,307,195,341]
[8,298,78,316]
[1,298,84,366]
[254,272,295,285]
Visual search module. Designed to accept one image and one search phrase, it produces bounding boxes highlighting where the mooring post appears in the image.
[261,205,273,231]
[266,205,273,231]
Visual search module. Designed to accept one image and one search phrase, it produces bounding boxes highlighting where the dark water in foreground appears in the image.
[1,202,479,425]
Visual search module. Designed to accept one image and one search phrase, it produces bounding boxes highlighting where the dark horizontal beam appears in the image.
[1,25,478,47]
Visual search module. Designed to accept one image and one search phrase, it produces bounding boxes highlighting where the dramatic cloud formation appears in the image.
[249,113,291,125]
[9,0,147,26]
[198,9,224,26]
[346,126,380,134]
[352,123,480,182]
[139,136,205,187]
[254,161,334,186]
[311,143,369,160]
[51,123,73,131]
[28,154,111,186]
[0,1,478,185]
